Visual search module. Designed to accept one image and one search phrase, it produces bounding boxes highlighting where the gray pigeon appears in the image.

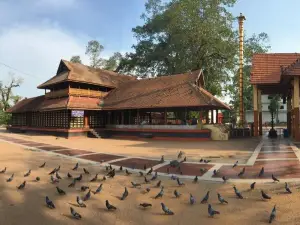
[190,194,196,205]
[156,180,161,188]
[217,193,228,204]
[56,186,66,195]
[106,200,117,210]
[77,196,86,207]
[155,186,164,199]
[238,167,245,177]
[233,186,243,199]
[24,169,31,177]
[39,162,46,168]
[174,189,181,198]
[258,167,264,177]
[176,178,185,186]
[0,167,6,173]
[120,187,128,200]
[269,205,276,223]
[72,163,79,171]
[92,184,103,194]
[201,191,210,204]
[6,173,14,182]
[131,182,141,188]
[83,190,91,201]
[233,161,238,168]
[46,196,55,209]
[285,182,292,194]
[161,203,174,215]
[70,207,81,219]
[208,204,220,217]
[17,181,26,189]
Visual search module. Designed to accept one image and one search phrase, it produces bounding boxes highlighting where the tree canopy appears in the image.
[70,55,82,64]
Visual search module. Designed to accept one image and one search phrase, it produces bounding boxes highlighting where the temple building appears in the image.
[7,60,230,140]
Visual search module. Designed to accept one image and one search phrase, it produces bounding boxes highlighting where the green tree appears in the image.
[70,55,82,64]
[117,0,238,95]
[85,40,104,68]
[103,52,123,71]
[0,75,23,111]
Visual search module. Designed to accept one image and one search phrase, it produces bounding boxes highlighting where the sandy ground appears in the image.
[0,141,299,224]
[0,130,260,163]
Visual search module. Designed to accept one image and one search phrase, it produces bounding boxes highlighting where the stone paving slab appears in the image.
[38,146,71,151]
[257,152,297,159]
[260,146,293,151]
[22,143,51,147]
[55,149,94,156]
[111,158,161,170]
[156,163,213,176]
[79,153,124,163]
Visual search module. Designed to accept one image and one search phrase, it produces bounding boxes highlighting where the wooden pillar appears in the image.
[164,109,167,125]
[205,110,209,124]
[184,108,187,121]
[253,85,259,136]
[137,109,140,124]
[287,96,292,136]
[258,89,262,136]
[293,77,300,141]
[199,110,203,124]
[215,109,218,124]
[84,111,89,128]
[107,112,111,125]
[128,110,131,125]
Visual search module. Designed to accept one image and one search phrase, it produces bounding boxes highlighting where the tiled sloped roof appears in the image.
[251,53,300,84]
[37,60,136,89]
[68,96,101,110]
[102,71,230,110]
[282,58,300,76]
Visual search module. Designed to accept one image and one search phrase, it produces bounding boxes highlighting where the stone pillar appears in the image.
[293,77,300,141]
[253,85,259,136]
[287,96,292,136]
[258,89,263,136]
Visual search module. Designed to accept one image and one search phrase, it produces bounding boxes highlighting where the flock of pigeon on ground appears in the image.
[1,150,286,223]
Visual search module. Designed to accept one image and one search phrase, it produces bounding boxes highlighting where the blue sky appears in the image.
[1,0,300,98]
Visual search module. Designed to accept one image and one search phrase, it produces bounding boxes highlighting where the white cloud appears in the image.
[34,0,80,8]
[0,23,90,98]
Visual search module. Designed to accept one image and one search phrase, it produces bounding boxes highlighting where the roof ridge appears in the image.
[282,58,300,74]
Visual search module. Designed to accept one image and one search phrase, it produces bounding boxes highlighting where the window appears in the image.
[280,105,284,109]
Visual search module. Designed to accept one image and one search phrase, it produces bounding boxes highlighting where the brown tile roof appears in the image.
[282,58,300,76]
[251,53,300,84]
[6,96,101,113]
[37,60,137,89]
[102,71,230,110]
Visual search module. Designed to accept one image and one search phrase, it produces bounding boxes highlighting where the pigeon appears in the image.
[55,172,62,180]
[160,155,164,163]
[72,163,79,171]
[51,175,59,184]
[269,205,276,223]
[90,174,98,182]
[105,166,109,171]
[217,193,228,204]
[178,151,183,159]
[109,164,113,170]
[39,162,46,168]
[213,170,218,176]
[143,164,147,170]
[106,200,117,210]
[67,172,73,178]
[146,187,151,193]
[204,160,211,163]
[92,184,103,194]
[56,186,66,195]
[285,182,292,194]
[200,168,207,173]
[24,169,31,177]
[250,182,256,190]
[176,178,185,186]
[233,161,238,168]
[193,176,198,183]
[261,190,271,200]
[119,166,123,171]
[199,158,204,162]
[140,203,152,208]
[45,196,55,209]
[77,196,86,207]
[0,167,6,173]
[156,180,161,188]
[75,174,82,181]
[68,179,76,188]
[190,194,196,205]
[174,189,181,198]
[183,156,187,162]
[258,167,264,177]
[147,168,153,175]
[125,169,132,176]
[155,186,164,199]
[120,187,128,200]
[83,168,90,174]
[161,203,174,215]
[171,175,178,180]
[48,168,57,175]
[131,182,141,188]
[139,171,144,176]
[56,165,61,172]
[222,176,229,182]
[83,190,91,201]
[107,169,115,178]
[6,173,14,182]
[81,186,89,192]
[144,176,150,183]
[17,181,26,189]
[70,207,81,220]
[102,176,107,181]
[151,172,158,181]
[233,186,243,199]
[238,167,245,177]
[272,174,280,182]
[208,204,220,217]
[201,191,210,204]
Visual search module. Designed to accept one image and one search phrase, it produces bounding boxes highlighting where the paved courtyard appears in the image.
[1,130,300,183]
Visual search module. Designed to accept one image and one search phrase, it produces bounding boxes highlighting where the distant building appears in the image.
[246,95,287,123]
